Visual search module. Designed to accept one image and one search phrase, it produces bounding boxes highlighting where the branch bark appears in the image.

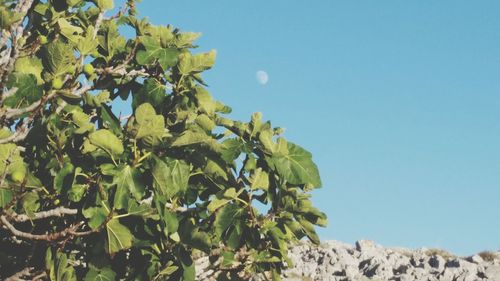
[9,207,78,222]
[0,216,96,241]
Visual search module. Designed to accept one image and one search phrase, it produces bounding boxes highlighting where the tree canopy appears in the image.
[0,0,326,280]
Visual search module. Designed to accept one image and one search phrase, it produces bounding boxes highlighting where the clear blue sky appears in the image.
[125,0,500,255]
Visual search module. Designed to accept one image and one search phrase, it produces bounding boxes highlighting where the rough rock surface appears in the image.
[195,240,500,280]
[276,240,500,281]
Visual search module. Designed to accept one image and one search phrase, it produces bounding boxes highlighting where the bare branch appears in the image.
[2,83,91,122]
[93,12,105,39]
[0,121,29,144]
[0,216,95,241]
[30,272,47,281]
[2,92,56,120]
[0,0,35,50]
[10,207,78,222]
[96,67,150,78]
[0,0,36,95]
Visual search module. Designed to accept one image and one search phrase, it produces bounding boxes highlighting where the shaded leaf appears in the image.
[151,156,190,199]
[0,189,13,208]
[132,78,166,108]
[106,219,133,254]
[84,265,116,281]
[214,203,240,238]
[112,165,145,209]
[83,206,108,229]
[42,40,75,76]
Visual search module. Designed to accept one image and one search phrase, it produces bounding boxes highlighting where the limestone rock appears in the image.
[195,240,500,280]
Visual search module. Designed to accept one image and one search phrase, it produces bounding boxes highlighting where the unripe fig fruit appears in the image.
[52,77,63,89]
[11,170,25,183]
[39,35,48,44]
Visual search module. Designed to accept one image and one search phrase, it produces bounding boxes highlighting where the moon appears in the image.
[256,70,269,85]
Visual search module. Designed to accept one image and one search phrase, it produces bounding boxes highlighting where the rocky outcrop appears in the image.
[194,240,500,280]
[280,240,500,281]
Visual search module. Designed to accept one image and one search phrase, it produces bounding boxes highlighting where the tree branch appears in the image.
[9,207,78,222]
[0,216,95,241]
[0,0,36,95]
[2,92,57,120]
[0,0,34,50]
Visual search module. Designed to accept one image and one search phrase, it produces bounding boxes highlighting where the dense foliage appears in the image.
[0,0,327,280]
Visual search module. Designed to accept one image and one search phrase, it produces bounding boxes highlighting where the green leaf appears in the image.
[0,189,13,208]
[42,40,75,76]
[189,229,211,252]
[151,156,190,199]
[51,251,77,281]
[53,162,75,193]
[214,203,240,238]
[179,50,216,75]
[0,143,23,175]
[180,221,212,249]
[207,197,230,213]
[157,264,179,277]
[84,266,116,281]
[162,209,179,235]
[204,159,228,181]
[106,218,134,254]
[136,36,179,69]
[258,129,275,153]
[71,110,94,134]
[94,0,114,10]
[220,138,243,164]
[171,129,213,147]
[249,168,269,191]
[84,90,110,107]
[88,129,124,157]
[221,251,235,268]
[268,141,321,187]
[4,73,43,108]
[298,218,320,244]
[195,86,217,115]
[83,206,108,229]
[128,103,167,146]
[97,21,125,61]
[68,184,87,202]
[127,199,154,217]
[21,191,39,218]
[57,18,83,44]
[14,56,43,84]
[112,165,145,209]
[132,78,166,108]
[100,105,122,137]
[77,26,99,55]
[174,32,201,48]
[195,114,215,132]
